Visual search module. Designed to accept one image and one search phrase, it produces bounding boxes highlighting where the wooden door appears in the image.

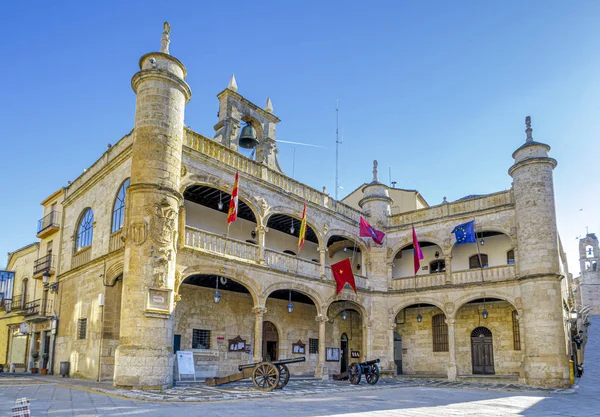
[471,327,495,375]
[340,333,348,373]
[262,321,278,362]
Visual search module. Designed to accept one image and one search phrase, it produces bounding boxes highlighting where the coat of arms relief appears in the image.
[149,198,178,288]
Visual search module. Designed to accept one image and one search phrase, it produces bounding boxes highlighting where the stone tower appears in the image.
[358,160,393,292]
[114,23,192,389]
[508,116,569,387]
[578,233,600,314]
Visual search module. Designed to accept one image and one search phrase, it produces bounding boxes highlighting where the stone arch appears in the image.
[180,180,263,228]
[73,207,95,252]
[449,227,516,250]
[262,282,325,317]
[264,209,323,248]
[323,294,369,322]
[390,237,447,262]
[105,260,124,286]
[325,229,369,254]
[451,291,521,320]
[180,265,261,308]
[392,297,449,322]
[240,115,265,140]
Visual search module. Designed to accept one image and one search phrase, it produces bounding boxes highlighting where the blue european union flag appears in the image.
[452,221,476,244]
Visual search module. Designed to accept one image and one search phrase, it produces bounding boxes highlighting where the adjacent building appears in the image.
[0,23,575,389]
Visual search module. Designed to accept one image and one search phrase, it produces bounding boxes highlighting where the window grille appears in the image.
[309,338,319,354]
[469,254,488,269]
[192,329,211,349]
[512,310,521,350]
[432,314,448,352]
[111,178,130,233]
[77,318,87,340]
[76,209,94,250]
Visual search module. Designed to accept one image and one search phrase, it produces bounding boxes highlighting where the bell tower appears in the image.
[578,233,600,314]
[114,22,191,390]
[509,116,569,388]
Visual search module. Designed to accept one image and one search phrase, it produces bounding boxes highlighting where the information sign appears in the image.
[176,351,196,381]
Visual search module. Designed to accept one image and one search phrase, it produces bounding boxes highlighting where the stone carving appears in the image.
[149,198,177,247]
[173,269,183,304]
[151,245,172,288]
[129,222,147,245]
[254,196,270,214]
[180,164,187,177]
[160,22,170,54]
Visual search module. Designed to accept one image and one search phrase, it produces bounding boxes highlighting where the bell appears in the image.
[239,123,259,149]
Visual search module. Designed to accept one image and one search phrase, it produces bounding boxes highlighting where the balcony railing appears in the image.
[264,249,321,279]
[184,129,362,222]
[72,246,92,269]
[33,254,55,276]
[37,211,61,237]
[391,265,516,291]
[8,294,24,311]
[392,272,446,291]
[185,227,260,263]
[23,299,53,317]
[109,231,124,252]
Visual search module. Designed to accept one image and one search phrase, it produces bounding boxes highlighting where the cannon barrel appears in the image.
[361,358,380,366]
[238,356,306,371]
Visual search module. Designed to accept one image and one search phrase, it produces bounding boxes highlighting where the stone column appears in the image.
[315,315,328,378]
[444,255,452,284]
[253,307,266,362]
[256,226,267,264]
[27,332,35,371]
[114,25,192,390]
[387,262,394,290]
[361,321,370,362]
[319,247,327,279]
[446,318,457,381]
[389,324,397,374]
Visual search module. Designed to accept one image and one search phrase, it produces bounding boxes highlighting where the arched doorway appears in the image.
[340,333,349,373]
[263,321,279,362]
[471,327,494,375]
[393,332,402,374]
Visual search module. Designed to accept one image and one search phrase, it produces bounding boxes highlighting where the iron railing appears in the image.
[23,299,53,317]
[37,211,61,234]
[9,294,24,311]
[33,254,55,276]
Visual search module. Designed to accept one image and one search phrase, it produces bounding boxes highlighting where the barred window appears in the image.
[432,314,448,352]
[77,318,87,340]
[309,338,319,354]
[192,329,211,349]
[512,310,521,350]
[469,254,488,269]
[111,178,130,233]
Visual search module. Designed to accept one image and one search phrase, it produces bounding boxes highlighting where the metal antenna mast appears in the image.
[335,100,342,200]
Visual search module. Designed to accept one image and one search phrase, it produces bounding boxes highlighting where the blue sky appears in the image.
[1,1,598,274]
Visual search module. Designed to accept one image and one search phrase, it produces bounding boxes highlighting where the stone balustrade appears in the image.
[72,246,92,269]
[392,272,446,291]
[264,248,321,279]
[388,190,514,227]
[324,266,369,290]
[184,129,362,222]
[391,265,516,291]
[184,227,260,263]
[109,231,124,252]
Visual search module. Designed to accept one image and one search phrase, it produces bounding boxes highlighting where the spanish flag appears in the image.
[298,201,307,250]
[227,171,239,224]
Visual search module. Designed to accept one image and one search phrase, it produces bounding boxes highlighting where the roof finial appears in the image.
[373,160,379,182]
[525,116,533,143]
[160,22,171,54]
[265,97,273,113]
[228,74,238,92]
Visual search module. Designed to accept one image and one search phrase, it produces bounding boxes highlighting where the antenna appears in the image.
[335,100,343,200]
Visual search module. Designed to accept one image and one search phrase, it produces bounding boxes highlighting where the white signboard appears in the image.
[176,351,196,381]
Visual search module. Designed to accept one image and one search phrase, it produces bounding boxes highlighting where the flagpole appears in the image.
[473,219,485,284]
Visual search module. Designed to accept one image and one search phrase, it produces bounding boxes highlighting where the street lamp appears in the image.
[287,291,294,313]
[341,310,348,320]
[42,271,51,285]
[213,276,221,304]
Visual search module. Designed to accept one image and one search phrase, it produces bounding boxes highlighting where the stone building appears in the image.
[0,23,575,389]
[575,233,599,315]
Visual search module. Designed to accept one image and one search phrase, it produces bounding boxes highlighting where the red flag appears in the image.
[331,258,357,295]
[359,216,385,245]
[412,226,424,274]
[227,171,239,224]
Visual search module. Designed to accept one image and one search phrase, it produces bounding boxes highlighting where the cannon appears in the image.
[205,357,305,391]
[348,358,380,385]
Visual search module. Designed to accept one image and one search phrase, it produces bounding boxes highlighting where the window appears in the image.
[593,261,598,272]
[512,310,521,350]
[309,338,319,354]
[432,314,448,352]
[192,329,211,349]
[78,318,87,340]
[507,249,515,265]
[469,254,488,269]
[586,245,594,259]
[111,178,130,233]
[76,208,94,250]
[429,260,445,273]
[21,278,28,307]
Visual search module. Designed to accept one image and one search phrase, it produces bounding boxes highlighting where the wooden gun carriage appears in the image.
[348,358,380,385]
[205,357,305,391]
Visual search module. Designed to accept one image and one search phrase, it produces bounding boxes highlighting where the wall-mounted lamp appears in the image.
[214,276,221,304]
[43,271,59,293]
[218,191,224,211]
[342,310,348,320]
[435,251,440,259]
[416,304,422,323]
[482,299,488,319]
[480,238,485,246]
[287,291,294,313]
[290,218,295,234]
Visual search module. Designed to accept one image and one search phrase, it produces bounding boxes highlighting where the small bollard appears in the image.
[12,397,31,417]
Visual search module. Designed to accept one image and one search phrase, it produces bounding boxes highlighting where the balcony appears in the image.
[5,294,24,312]
[23,299,53,319]
[37,211,61,238]
[33,254,55,278]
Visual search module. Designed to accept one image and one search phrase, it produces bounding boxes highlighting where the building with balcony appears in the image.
[5,23,572,389]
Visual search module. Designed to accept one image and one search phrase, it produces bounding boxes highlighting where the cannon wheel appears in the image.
[252,362,280,391]
[365,363,380,385]
[349,362,361,385]
[275,364,290,389]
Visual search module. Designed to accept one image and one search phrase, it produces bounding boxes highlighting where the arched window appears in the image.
[432,314,448,352]
[469,254,488,269]
[507,249,515,265]
[111,178,130,233]
[429,260,445,273]
[512,310,521,350]
[586,245,594,258]
[76,208,94,251]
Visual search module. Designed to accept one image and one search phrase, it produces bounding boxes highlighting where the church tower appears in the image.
[578,233,600,314]
[113,23,192,389]
[508,116,569,387]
